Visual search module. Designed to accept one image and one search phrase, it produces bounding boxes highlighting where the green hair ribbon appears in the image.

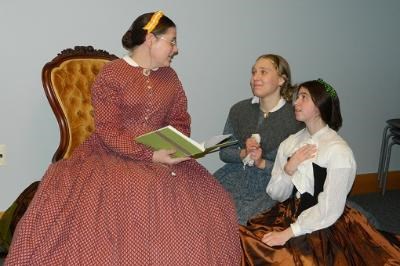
[317,78,337,98]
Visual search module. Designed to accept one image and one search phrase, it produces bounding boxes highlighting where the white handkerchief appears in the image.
[242,134,261,168]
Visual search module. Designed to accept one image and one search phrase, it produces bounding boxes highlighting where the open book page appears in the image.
[201,134,234,149]
[135,125,238,158]
[166,126,204,150]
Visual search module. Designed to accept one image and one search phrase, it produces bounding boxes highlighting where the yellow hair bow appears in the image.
[143,11,164,33]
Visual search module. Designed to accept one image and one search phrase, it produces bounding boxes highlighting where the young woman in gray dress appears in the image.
[214,54,303,224]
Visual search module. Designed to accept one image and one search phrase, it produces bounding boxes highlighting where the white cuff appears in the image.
[290,223,301,237]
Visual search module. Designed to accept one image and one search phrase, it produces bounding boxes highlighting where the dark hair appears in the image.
[298,80,342,131]
[122,12,176,50]
[256,54,295,102]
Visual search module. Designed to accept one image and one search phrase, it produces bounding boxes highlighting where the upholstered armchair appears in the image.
[0,46,118,256]
[42,46,118,162]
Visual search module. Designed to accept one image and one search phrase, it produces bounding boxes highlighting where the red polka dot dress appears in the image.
[5,58,242,266]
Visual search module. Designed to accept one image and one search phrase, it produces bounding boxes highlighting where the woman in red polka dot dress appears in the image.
[5,11,241,266]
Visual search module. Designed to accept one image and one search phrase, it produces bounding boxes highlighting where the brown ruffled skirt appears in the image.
[240,198,400,265]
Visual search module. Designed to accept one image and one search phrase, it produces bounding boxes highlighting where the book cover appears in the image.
[135,125,237,158]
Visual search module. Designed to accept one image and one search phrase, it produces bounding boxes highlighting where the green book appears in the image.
[135,125,238,158]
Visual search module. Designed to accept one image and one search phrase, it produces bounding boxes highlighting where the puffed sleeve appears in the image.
[219,114,242,163]
[91,70,153,161]
[266,137,294,202]
[290,144,356,236]
[164,71,191,137]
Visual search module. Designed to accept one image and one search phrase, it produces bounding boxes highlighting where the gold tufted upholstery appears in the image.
[42,46,118,162]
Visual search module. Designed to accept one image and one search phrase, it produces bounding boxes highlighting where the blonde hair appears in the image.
[256,54,295,102]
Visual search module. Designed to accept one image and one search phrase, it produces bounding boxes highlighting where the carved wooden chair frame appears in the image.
[42,46,118,162]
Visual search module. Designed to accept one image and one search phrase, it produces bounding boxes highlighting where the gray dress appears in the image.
[214,98,303,224]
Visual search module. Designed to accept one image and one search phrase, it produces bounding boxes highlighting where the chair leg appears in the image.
[378,125,391,187]
[381,141,395,196]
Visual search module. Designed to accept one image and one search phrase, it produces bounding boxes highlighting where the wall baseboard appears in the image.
[350,171,400,195]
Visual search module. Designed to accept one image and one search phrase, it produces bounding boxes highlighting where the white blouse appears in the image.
[266,126,356,237]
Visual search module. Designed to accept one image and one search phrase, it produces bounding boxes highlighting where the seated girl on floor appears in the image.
[239,79,400,265]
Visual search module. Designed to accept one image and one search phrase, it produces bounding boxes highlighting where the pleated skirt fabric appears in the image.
[5,140,241,266]
[240,198,400,265]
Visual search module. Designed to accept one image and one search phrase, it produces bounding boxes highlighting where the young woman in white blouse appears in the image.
[239,79,400,265]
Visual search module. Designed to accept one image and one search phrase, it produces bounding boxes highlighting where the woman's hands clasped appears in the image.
[241,137,265,169]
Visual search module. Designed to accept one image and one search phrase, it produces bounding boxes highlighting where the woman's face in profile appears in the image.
[294,87,320,123]
[151,27,178,67]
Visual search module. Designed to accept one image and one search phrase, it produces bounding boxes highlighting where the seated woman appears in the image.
[5,11,241,265]
[214,54,303,224]
[240,79,400,265]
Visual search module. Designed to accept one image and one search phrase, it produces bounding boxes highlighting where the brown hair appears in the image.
[122,12,176,50]
[298,80,343,131]
[256,54,295,102]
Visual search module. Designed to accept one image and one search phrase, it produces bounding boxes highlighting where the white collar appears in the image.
[123,55,159,71]
[251,96,286,113]
[305,125,330,141]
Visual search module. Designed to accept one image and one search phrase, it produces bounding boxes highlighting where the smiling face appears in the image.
[250,58,285,99]
[294,87,321,124]
[151,27,178,67]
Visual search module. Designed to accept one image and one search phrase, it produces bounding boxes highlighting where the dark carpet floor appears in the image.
[349,189,400,234]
